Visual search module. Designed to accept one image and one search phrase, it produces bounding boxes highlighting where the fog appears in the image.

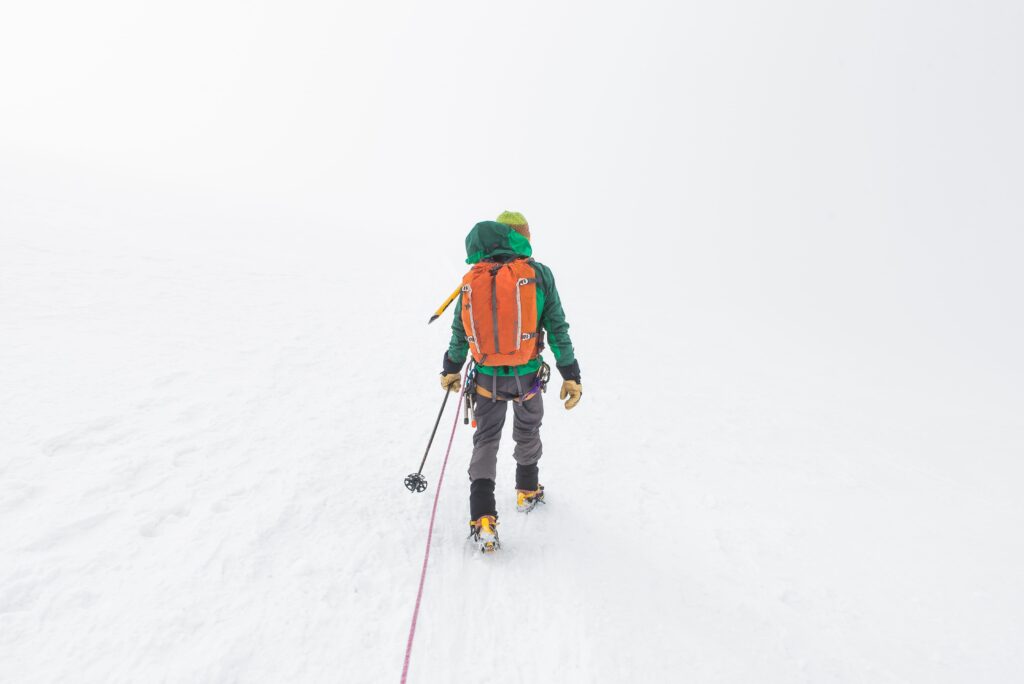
[4,2,1022,362]
[2,2,1023,681]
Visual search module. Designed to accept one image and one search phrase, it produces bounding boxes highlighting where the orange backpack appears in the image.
[460,259,539,367]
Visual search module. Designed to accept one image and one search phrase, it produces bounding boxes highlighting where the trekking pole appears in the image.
[404,387,453,493]
[427,286,462,324]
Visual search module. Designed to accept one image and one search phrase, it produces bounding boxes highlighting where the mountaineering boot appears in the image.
[469,515,500,553]
[516,485,545,513]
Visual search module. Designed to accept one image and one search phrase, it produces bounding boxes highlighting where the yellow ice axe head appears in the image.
[428,286,462,324]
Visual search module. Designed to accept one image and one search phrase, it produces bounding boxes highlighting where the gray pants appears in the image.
[468,372,544,482]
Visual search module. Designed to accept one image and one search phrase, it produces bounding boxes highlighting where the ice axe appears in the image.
[428,286,462,324]
[404,386,453,493]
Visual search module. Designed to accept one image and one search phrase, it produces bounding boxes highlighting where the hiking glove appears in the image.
[559,380,582,410]
[440,372,461,393]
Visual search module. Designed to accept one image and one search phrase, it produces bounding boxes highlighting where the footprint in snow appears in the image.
[139,504,191,538]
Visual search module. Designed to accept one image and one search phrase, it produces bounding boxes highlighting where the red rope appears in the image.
[401,377,467,683]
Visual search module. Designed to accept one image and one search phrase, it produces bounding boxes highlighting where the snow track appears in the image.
[3,213,1023,682]
[3,215,1024,682]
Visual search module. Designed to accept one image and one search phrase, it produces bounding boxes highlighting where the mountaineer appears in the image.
[439,211,581,552]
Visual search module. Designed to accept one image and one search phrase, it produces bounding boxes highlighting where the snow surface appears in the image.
[3,2,1024,682]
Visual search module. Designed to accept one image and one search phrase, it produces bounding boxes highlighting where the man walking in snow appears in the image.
[439,211,581,552]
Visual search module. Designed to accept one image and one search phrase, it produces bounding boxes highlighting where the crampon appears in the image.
[516,485,545,513]
[468,515,500,553]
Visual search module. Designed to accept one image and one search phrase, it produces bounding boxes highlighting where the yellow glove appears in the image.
[440,372,461,393]
[559,380,582,410]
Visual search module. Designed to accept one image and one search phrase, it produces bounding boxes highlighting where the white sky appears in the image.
[2,0,1022,397]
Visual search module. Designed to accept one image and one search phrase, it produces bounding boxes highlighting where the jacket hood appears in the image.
[464,221,533,264]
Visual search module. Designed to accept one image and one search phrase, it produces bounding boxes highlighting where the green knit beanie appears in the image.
[496,211,528,227]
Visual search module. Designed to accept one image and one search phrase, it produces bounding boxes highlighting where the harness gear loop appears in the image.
[472,363,549,404]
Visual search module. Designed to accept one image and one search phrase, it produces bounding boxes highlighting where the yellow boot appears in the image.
[469,515,500,553]
[516,485,545,513]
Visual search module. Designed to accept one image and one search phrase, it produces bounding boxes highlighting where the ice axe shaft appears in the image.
[428,286,462,324]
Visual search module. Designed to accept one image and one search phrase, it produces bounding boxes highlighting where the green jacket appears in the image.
[447,221,576,377]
